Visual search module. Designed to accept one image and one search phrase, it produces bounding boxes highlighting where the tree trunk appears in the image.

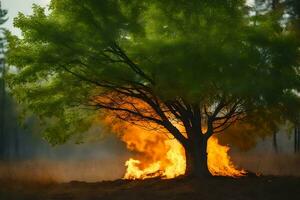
[272,0,279,10]
[295,126,298,153]
[273,132,278,153]
[184,136,211,177]
[0,55,5,160]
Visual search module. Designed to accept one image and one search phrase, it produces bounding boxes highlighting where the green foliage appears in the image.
[6,0,300,146]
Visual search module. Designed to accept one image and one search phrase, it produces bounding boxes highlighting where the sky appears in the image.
[2,0,51,35]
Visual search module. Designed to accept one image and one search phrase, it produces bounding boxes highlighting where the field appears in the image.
[0,176,299,200]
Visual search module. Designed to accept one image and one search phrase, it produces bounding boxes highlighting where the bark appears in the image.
[184,136,211,177]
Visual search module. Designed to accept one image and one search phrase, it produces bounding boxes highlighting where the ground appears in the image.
[0,176,299,200]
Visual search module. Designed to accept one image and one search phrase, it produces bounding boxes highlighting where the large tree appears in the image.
[6,0,300,177]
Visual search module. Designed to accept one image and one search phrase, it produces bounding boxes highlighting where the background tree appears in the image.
[246,0,300,153]
[6,0,300,177]
[0,1,8,160]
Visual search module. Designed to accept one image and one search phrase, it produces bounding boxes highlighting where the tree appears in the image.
[6,0,300,177]
[251,0,300,153]
[0,1,8,160]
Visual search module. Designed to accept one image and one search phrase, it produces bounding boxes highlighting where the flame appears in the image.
[122,125,245,180]
[123,129,186,179]
[98,96,245,179]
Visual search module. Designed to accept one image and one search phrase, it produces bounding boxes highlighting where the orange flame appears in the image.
[121,126,245,180]
[99,96,245,179]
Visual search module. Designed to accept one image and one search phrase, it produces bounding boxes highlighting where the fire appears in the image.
[207,137,246,177]
[122,126,245,180]
[98,96,245,179]
[123,130,186,179]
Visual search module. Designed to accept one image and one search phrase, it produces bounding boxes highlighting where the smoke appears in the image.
[229,132,300,176]
[0,130,131,183]
[1,112,300,183]
[232,153,300,176]
[0,159,127,183]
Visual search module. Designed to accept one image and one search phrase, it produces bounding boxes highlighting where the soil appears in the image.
[0,176,299,200]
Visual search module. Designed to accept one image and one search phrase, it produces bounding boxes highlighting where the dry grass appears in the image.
[0,159,125,184]
[232,153,300,176]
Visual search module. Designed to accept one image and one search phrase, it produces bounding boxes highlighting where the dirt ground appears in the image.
[0,176,299,200]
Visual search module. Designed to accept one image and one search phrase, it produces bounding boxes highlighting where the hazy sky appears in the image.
[2,0,51,35]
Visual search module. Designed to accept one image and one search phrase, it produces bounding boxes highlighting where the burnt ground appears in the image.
[0,176,299,200]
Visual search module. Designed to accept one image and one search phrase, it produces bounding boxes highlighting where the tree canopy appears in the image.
[6,0,300,147]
